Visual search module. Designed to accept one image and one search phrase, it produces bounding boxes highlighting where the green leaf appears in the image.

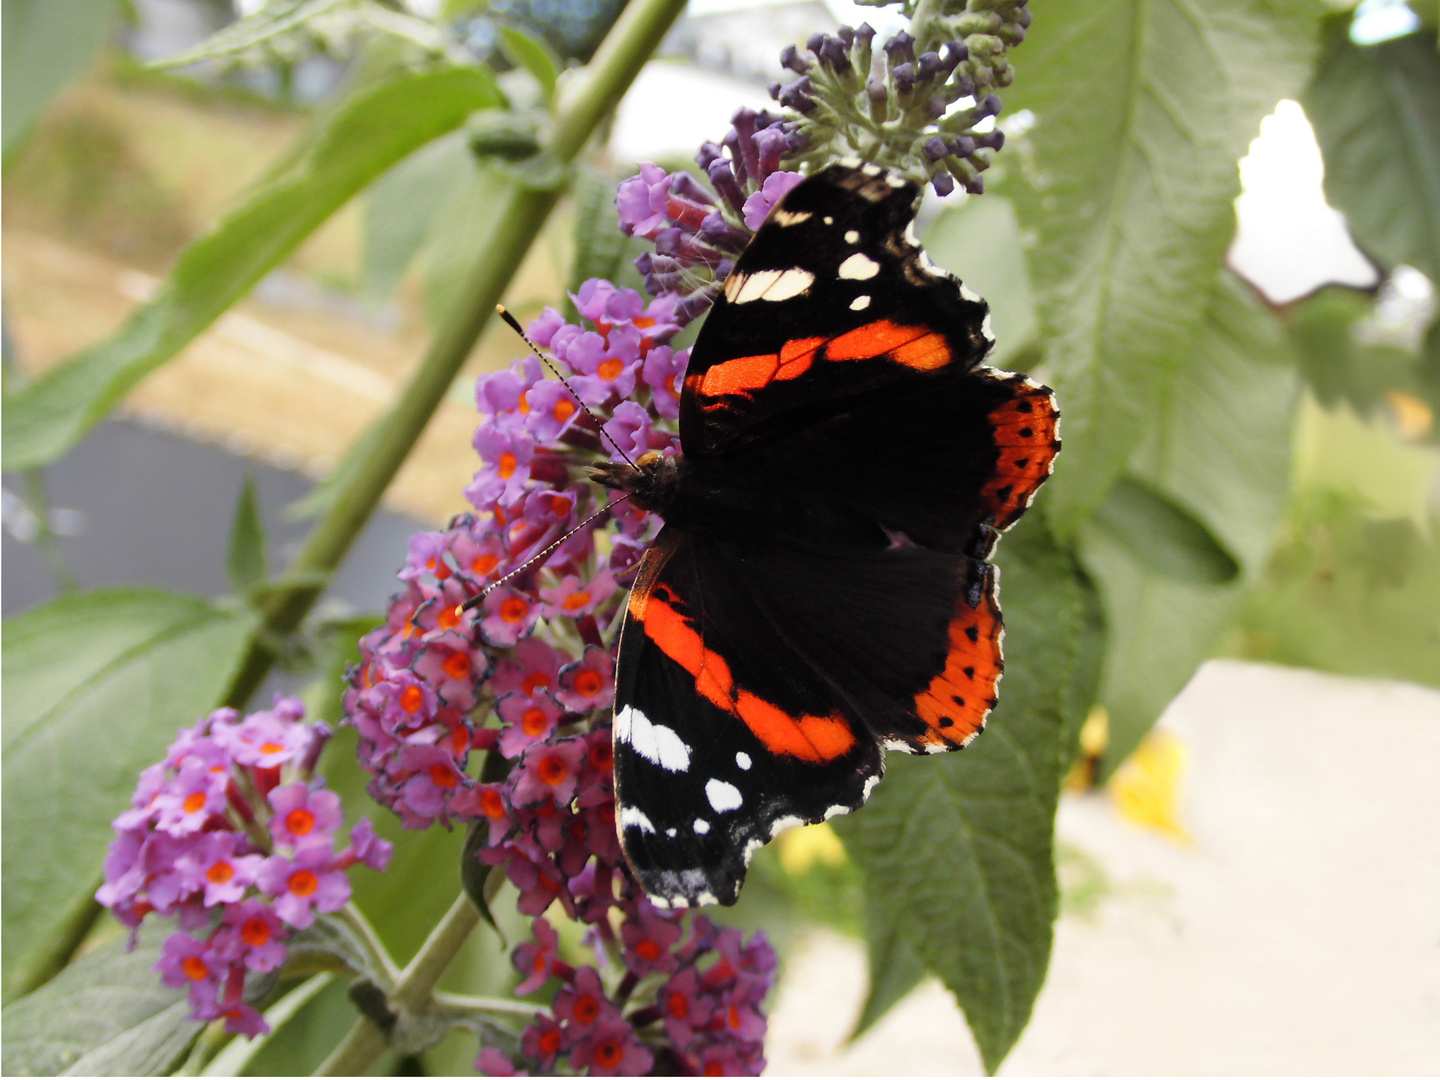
[418,160,512,330]
[1006,0,1319,534]
[1,0,118,155]
[145,0,350,71]
[1083,273,1299,776]
[1,924,198,1076]
[919,195,1038,367]
[835,516,1091,1071]
[228,474,268,597]
[2,67,504,471]
[360,132,474,303]
[566,165,631,306]
[1091,476,1241,585]
[1,589,256,1001]
[498,26,560,102]
[1304,21,1440,283]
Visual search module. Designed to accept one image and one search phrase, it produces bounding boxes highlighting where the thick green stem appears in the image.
[315,893,481,1076]
[223,0,690,709]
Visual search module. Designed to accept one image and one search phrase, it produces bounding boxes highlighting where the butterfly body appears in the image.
[597,162,1060,908]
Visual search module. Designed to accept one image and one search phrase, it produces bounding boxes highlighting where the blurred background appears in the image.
[3,0,1438,1073]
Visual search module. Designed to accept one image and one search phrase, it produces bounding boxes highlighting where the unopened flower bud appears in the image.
[917,51,942,79]
[820,37,851,74]
[974,130,1005,151]
[933,171,956,196]
[867,77,887,103]
[949,134,976,157]
[780,44,809,74]
[885,31,915,66]
[927,96,947,118]
[923,136,949,162]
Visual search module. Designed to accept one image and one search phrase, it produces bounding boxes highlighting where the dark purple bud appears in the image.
[1006,25,1027,44]
[963,174,985,195]
[670,172,715,206]
[949,134,976,157]
[821,37,851,74]
[729,107,762,185]
[754,125,790,180]
[927,96,947,118]
[893,62,916,93]
[780,44,809,74]
[884,31,915,66]
[1015,6,1032,27]
[675,289,717,326]
[855,22,875,45]
[696,141,724,173]
[918,51,942,79]
[943,40,967,69]
[953,74,974,97]
[932,171,955,197]
[778,76,817,114]
[299,722,333,779]
[700,211,750,251]
[923,136,950,162]
[837,25,855,47]
[975,93,1003,120]
[974,130,1005,151]
[708,158,746,212]
[868,78,887,103]
[807,32,826,55]
[654,226,685,257]
[721,130,747,188]
[769,80,783,101]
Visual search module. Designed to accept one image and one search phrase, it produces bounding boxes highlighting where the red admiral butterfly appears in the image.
[590,162,1060,908]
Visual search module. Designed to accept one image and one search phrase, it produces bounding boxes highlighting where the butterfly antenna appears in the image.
[458,493,634,613]
[495,305,638,470]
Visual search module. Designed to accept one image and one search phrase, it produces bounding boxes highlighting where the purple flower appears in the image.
[338,818,394,872]
[569,1019,654,1077]
[267,783,343,848]
[621,900,683,976]
[257,842,350,929]
[742,170,805,230]
[539,570,615,621]
[553,967,617,1033]
[475,1046,526,1076]
[512,917,562,995]
[175,832,263,907]
[154,757,228,835]
[520,1015,565,1070]
[154,932,222,994]
[216,900,289,973]
[480,586,541,647]
[497,692,563,758]
[451,781,513,844]
[555,644,616,714]
[396,743,470,821]
[511,738,589,808]
[660,966,714,1046]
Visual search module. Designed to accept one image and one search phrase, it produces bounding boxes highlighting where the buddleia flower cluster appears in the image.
[767,0,1030,194]
[95,699,392,1036]
[343,274,776,1074]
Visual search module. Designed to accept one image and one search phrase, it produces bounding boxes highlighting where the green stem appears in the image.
[315,893,481,1076]
[337,902,402,987]
[223,0,690,709]
[432,991,554,1020]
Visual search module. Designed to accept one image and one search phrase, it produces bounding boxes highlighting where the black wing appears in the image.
[613,526,1003,907]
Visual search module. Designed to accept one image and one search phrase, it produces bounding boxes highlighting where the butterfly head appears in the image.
[588,450,680,515]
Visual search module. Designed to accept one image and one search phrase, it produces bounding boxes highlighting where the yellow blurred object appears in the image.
[775,822,847,876]
[1385,390,1434,441]
[1109,731,1192,844]
[1063,705,1109,792]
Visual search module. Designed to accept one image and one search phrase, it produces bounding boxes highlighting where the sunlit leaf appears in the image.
[1006,0,1319,533]
[1,0,118,155]
[228,475,268,597]
[499,26,561,102]
[1091,477,1241,585]
[145,0,351,71]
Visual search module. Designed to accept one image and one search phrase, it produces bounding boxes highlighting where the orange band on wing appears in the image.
[824,320,952,370]
[637,590,856,762]
[979,381,1060,530]
[912,577,1002,750]
[698,336,827,399]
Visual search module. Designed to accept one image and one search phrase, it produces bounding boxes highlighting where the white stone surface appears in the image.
[764,660,1440,1075]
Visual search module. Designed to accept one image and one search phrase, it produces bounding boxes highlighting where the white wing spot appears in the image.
[768,815,805,837]
[666,827,677,837]
[861,163,882,176]
[616,705,691,772]
[773,209,811,226]
[621,806,655,834]
[850,295,871,311]
[734,268,815,304]
[693,818,711,835]
[885,172,907,188]
[735,752,752,770]
[705,779,743,813]
[823,215,835,225]
[844,230,860,244]
[839,253,880,280]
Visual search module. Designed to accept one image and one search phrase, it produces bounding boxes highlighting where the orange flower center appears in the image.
[597,358,624,381]
[574,994,601,1024]
[497,452,518,479]
[480,789,505,819]
[286,808,315,836]
[668,991,689,1019]
[539,1027,562,1055]
[561,591,592,611]
[573,670,604,697]
[635,939,662,961]
[442,652,471,680]
[500,598,529,623]
[538,756,568,786]
[518,391,531,414]
[205,861,234,885]
[521,672,550,695]
[594,1040,622,1069]
[428,764,459,789]
[288,869,319,897]
[400,686,424,713]
[260,740,285,755]
[552,399,576,422]
[522,708,549,736]
[241,917,271,947]
[472,553,499,576]
[589,743,613,771]
[437,604,460,630]
[181,955,210,981]
[183,792,207,814]
[704,1064,723,1077]
[634,316,656,329]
